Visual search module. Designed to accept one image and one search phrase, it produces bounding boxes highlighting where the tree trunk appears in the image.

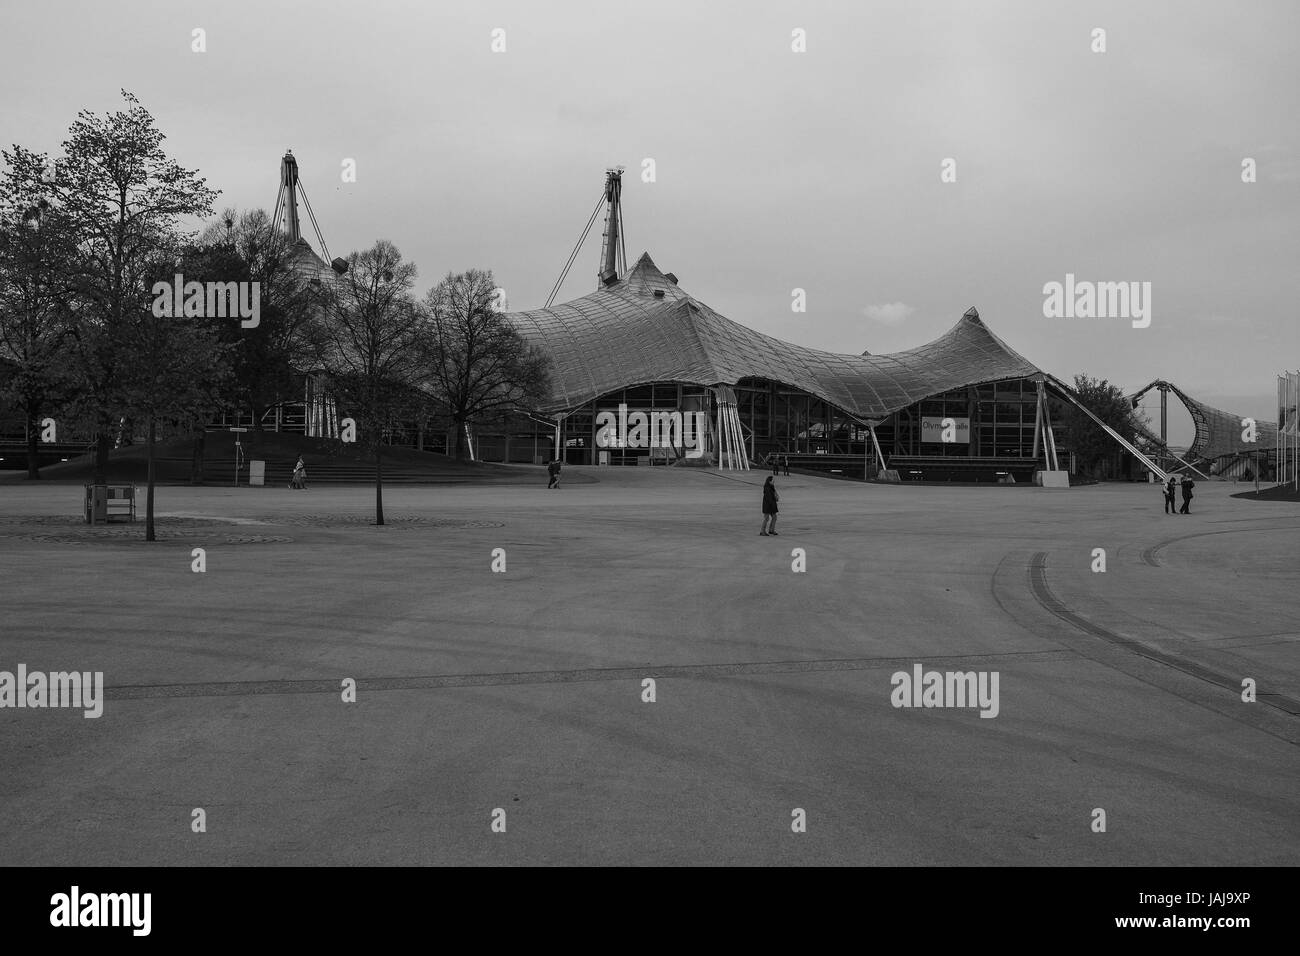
[146,416,156,542]
[25,407,40,480]
[375,443,385,526]
[191,429,206,485]
[94,428,110,486]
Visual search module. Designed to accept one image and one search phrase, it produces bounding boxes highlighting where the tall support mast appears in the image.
[597,167,624,287]
[278,149,301,242]
[270,149,347,274]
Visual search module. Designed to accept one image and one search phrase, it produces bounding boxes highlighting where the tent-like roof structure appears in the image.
[1130,380,1278,463]
[504,252,1043,418]
[288,238,334,282]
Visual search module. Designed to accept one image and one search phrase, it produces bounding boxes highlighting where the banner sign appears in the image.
[921,416,970,443]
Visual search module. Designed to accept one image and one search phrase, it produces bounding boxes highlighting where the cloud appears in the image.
[862,302,915,325]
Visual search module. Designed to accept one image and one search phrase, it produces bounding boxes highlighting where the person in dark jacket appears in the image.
[760,476,780,535]
[547,459,562,489]
[782,455,790,476]
[1163,474,1177,514]
[770,454,779,477]
[1179,475,1195,514]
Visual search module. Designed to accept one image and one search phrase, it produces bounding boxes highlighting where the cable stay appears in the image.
[544,192,605,308]
[273,149,347,274]
[545,168,627,308]
[296,178,331,264]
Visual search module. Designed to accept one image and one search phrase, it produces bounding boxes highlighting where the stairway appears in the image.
[197,456,466,485]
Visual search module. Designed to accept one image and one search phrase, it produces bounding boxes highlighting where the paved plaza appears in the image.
[1,469,1297,865]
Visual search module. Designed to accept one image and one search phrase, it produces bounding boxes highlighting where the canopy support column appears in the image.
[1031,379,1045,463]
[1041,393,1060,471]
[716,398,725,470]
[869,421,887,475]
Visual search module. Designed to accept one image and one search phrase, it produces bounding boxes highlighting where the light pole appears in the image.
[230,427,247,485]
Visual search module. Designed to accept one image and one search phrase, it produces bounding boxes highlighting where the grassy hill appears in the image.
[1,431,529,485]
[1231,482,1300,502]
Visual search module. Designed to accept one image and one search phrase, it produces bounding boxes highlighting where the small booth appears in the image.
[84,483,136,524]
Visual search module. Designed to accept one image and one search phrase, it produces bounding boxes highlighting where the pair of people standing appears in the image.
[1163,474,1195,514]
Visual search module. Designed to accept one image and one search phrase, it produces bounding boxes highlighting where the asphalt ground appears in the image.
[1,468,1297,865]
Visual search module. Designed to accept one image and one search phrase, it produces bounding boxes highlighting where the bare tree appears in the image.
[420,269,551,461]
[191,207,324,430]
[312,240,422,525]
[182,208,324,481]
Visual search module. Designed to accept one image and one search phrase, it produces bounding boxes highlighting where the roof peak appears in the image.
[943,305,1039,371]
[612,251,684,300]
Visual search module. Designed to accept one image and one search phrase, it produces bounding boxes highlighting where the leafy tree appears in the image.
[419,269,551,461]
[119,250,231,539]
[17,90,218,484]
[312,240,422,525]
[1063,374,1149,477]
[0,177,79,478]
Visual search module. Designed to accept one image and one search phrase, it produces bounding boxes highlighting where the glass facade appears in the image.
[475,376,1072,480]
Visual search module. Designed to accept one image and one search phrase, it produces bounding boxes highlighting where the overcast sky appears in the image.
[2,0,1296,443]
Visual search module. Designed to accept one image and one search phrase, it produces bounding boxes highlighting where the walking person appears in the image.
[782,454,790,477]
[547,458,562,489]
[290,455,307,490]
[759,475,780,536]
[1163,474,1177,514]
[770,453,779,478]
[1179,475,1195,514]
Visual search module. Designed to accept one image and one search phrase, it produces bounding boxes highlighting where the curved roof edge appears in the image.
[1129,379,1278,461]
[504,253,1044,418]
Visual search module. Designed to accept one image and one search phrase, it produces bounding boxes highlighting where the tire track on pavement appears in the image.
[105,648,1075,701]
[1026,551,1299,744]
